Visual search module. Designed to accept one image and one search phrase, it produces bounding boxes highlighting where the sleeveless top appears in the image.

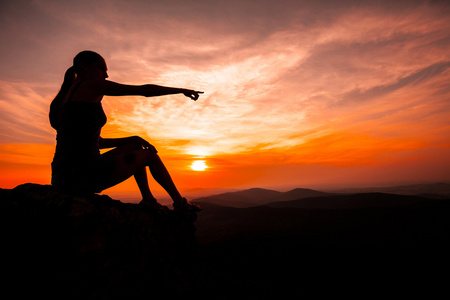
[51,82,107,177]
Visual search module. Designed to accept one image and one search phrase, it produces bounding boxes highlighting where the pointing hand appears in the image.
[183,90,204,101]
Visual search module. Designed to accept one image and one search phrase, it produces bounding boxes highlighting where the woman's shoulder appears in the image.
[69,79,105,103]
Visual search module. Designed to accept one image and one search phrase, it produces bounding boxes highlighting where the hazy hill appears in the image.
[264,192,431,209]
[192,187,283,207]
[195,192,450,297]
[195,192,445,244]
[193,187,331,208]
[193,183,450,208]
[265,187,332,203]
[329,182,450,198]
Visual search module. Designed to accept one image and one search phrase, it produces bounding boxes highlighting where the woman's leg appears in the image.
[101,144,156,201]
[134,165,155,201]
[147,155,183,203]
[102,147,183,203]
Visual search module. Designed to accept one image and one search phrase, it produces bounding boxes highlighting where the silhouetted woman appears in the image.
[50,50,201,211]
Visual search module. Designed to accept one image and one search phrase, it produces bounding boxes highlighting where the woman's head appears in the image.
[73,50,108,79]
[49,50,107,129]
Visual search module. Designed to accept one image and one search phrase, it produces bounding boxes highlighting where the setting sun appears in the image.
[190,160,208,171]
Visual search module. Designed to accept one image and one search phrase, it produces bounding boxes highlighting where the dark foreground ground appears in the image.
[194,195,450,298]
[1,184,449,299]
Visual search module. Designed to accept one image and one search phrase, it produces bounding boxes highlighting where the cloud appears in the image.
[340,61,450,105]
[107,32,309,155]
[34,1,450,158]
[1,0,450,189]
[0,80,55,144]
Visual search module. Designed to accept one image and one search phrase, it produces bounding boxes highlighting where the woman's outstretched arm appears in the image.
[85,80,203,100]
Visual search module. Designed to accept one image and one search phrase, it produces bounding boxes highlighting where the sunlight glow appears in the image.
[185,146,213,157]
[190,160,208,171]
[1,1,450,191]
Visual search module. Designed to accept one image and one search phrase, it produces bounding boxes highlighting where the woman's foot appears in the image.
[173,198,202,212]
[139,198,169,211]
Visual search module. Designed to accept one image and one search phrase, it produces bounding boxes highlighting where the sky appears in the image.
[1,0,450,201]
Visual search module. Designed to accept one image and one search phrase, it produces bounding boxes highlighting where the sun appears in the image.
[190,160,208,171]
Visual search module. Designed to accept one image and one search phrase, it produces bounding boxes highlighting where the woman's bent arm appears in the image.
[99,136,155,152]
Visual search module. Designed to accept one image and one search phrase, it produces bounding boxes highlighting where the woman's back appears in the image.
[51,82,107,174]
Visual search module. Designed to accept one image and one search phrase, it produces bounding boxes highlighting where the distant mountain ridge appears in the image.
[268,188,332,203]
[328,182,450,197]
[195,190,450,246]
[193,183,450,208]
[193,187,332,208]
[264,192,432,209]
[192,188,282,208]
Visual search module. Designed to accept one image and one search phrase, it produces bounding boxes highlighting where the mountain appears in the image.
[195,192,448,244]
[265,187,332,203]
[193,183,450,208]
[329,182,450,198]
[194,192,450,297]
[264,192,432,209]
[192,187,332,208]
[192,187,283,207]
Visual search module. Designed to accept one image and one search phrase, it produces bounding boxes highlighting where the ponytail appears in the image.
[49,51,104,129]
[49,66,76,129]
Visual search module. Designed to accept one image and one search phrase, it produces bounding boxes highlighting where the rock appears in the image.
[0,183,200,298]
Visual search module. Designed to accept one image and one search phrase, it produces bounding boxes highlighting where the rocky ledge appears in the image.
[0,183,200,298]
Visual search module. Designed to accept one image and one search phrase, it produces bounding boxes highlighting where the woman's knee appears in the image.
[145,149,160,161]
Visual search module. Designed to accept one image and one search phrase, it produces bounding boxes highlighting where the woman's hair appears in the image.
[49,51,104,129]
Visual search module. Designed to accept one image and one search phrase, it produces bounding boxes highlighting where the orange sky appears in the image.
[1,0,450,202]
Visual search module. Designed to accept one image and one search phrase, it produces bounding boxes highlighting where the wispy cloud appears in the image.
[1,0,450,188]
[340,61,450,105]
[0,81,54,144]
